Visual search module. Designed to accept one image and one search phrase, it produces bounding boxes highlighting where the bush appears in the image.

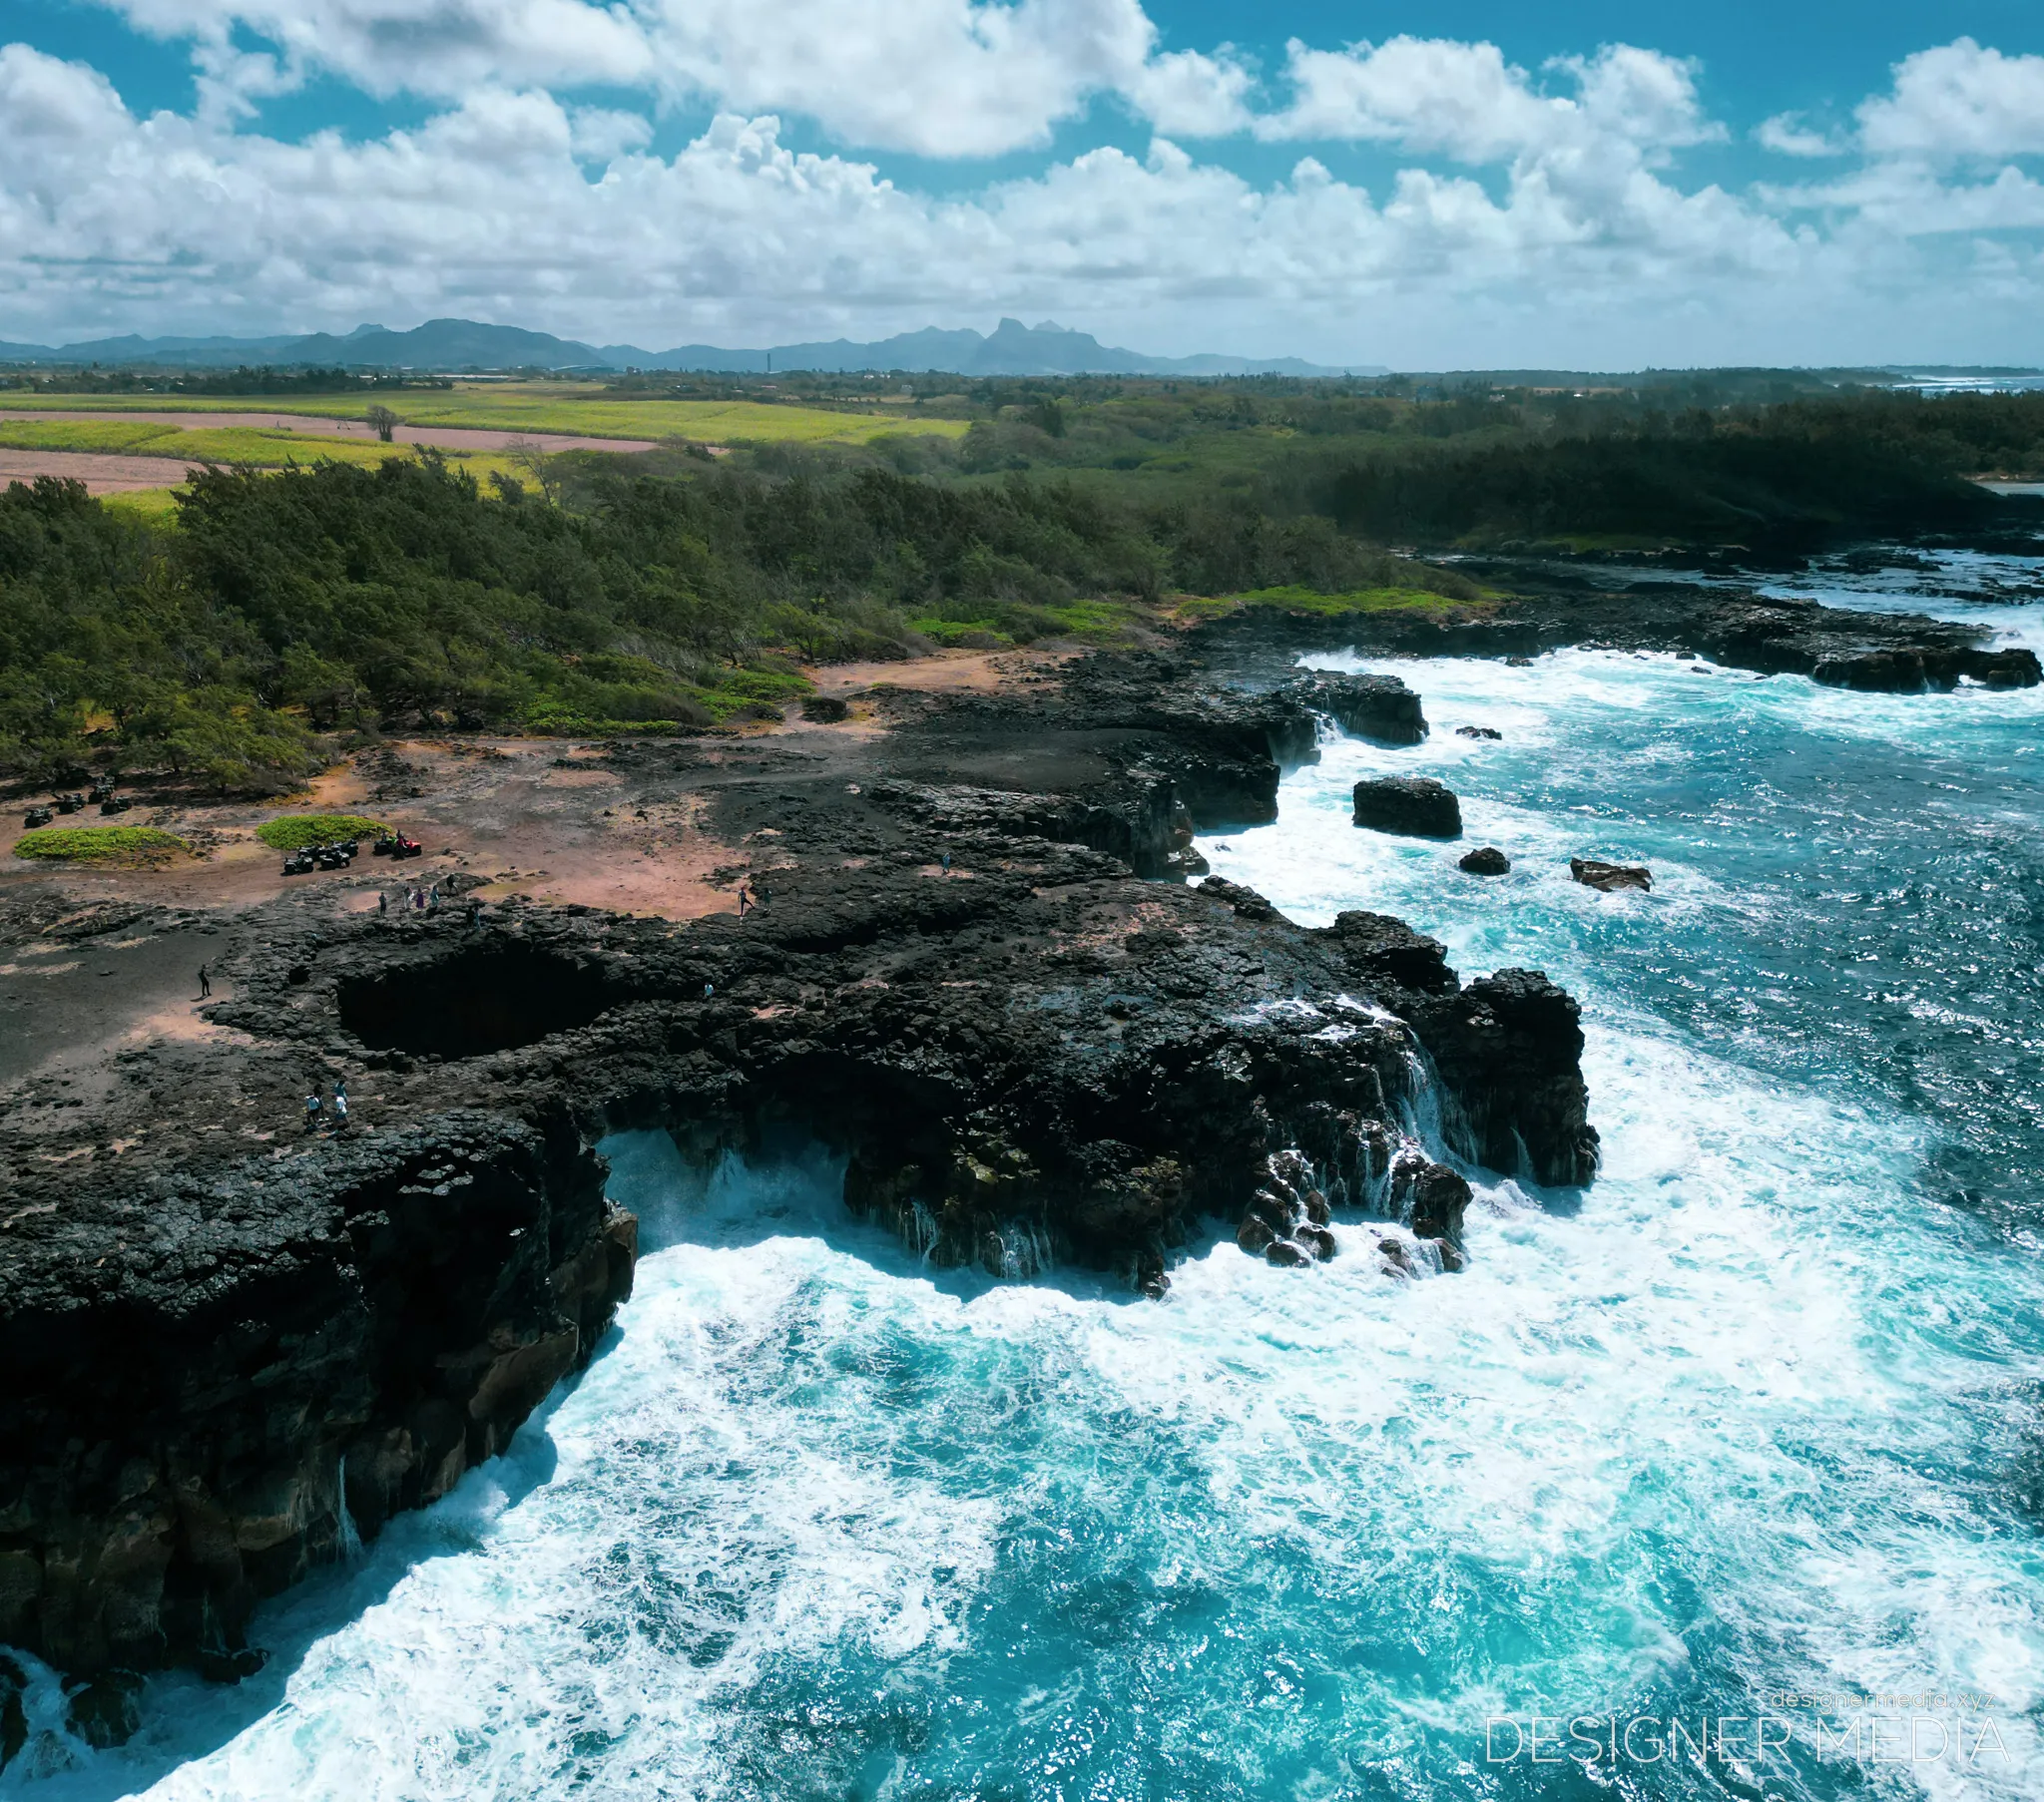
[13,825,187,863]
[255,812,388,849]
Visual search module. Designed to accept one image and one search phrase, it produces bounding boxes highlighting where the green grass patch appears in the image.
[100,488,183,523]
[0,384,970,446]
[255,812,388,849]
[13,825,187,864]
[1026,598,1147,642]
[1218,585,1489,617]
[908,617,1013,649]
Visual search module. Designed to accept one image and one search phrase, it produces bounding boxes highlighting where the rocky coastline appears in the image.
[3,573,2019,1715]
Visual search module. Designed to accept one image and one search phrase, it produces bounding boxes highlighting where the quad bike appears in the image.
[22,806,53,829]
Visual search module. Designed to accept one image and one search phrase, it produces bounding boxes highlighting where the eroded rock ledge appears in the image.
[0,657,1592,1695]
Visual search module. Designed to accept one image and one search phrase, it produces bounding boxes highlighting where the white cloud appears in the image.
[1257,37,1719,164]
[1756,113,1842,158]
[107,0,654,97]
[3,27,2044,365]
[1119,46,1254,138]
[92,0,1247,156]
[1858,38,2044,161]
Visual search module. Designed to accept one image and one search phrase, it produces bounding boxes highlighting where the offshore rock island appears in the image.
[3,575,2030,1691]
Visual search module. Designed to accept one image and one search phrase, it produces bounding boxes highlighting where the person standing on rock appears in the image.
[304,1089,323,1132]
[378,891,387,915]
[737,883,751,918]
[332,1081,349,1129]
[197,963,211,999]
[940,851,951,876]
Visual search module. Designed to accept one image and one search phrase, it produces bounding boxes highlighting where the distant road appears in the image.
[0,409,660,455]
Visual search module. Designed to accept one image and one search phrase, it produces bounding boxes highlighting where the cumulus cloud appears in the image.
[1756,113,1843,158]
[4,23,2044,363]
[93,0,1252,156]
[1257,37,1719,164]
[0,39,1925,363]
[1857,38,2044,162]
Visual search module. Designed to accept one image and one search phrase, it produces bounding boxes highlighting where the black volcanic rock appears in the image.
[0,649,1603,1690]
[1276,671,1428,744]
[1190,574,2042,692]
[1459,846,1511,875]
[1571,858,1653,892]
[1353,775,1463,838]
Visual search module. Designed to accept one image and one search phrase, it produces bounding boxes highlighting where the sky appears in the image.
[3,0,2044,368]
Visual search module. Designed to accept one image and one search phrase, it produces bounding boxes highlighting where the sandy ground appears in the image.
[0,646,1063,1086]
[0,409,661,455]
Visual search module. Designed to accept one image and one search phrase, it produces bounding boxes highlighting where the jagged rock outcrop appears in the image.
[1572,858,1653,893]
[1274,671,1428,744]
[2,834,1597,1684]
[0,1108,634,1683]
[1353,775,1463,838]
[1459,847,1511,875]
[1191,576,2042,693]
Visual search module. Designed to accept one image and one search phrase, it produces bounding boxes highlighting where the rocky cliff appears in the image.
[0,656,1596,1697]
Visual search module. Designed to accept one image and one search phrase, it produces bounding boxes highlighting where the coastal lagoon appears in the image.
[8,556,2042,1800]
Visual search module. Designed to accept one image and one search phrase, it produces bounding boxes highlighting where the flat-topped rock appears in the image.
[1353,775,1463,838]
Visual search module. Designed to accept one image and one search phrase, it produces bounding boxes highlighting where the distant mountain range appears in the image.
[0,316,1375,378]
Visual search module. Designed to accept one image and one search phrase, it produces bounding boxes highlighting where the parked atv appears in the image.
[281,849,316,876]
[53,793,85,814]
[373,833,423,859]
[311,842,355,870]
[99,796,135,815]
[22,806,53,829]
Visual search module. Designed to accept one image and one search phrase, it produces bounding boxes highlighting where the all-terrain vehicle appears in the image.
[311,842,356,870]
[53,793,85,814]
[22,806,53,829]
[99,796,134,815]
[88,778,115,804]
[281,849,316,876]
[372,832,423,859]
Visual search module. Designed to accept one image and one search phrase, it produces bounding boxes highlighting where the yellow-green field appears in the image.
[0,382,969,445]
[0,418,404,466]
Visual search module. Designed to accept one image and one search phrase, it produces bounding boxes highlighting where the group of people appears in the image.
[304,1078,350,1131]
[380,883,442,914]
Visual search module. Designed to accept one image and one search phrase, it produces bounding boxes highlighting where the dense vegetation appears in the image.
[1,378,2037,791]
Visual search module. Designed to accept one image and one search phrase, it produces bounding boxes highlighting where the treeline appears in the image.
[3,382,2037,791]
[0,454,1469,788]
[0,368,451,396]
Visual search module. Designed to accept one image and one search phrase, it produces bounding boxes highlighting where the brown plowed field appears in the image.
[0,448,200,493]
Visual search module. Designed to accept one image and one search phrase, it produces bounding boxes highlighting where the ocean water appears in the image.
[8,559,2044,1800]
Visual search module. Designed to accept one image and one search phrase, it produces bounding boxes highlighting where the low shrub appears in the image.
[255,813,388,850]
[13,825,188,864]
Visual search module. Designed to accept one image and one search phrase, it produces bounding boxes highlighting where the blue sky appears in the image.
[4,1,2043,367]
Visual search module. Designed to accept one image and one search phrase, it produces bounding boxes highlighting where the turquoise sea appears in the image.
[7,553,2043,1799]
